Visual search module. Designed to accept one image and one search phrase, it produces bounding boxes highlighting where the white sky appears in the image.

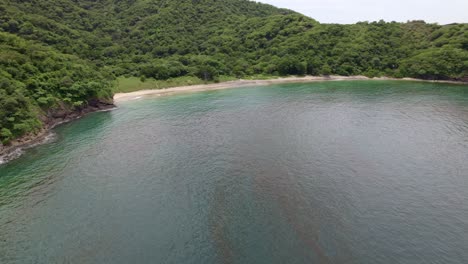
[256,0,468,24]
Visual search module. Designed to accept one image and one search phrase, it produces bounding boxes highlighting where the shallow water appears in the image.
[1,81,468,263]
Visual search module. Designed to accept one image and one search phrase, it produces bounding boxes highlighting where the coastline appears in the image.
[2,75,467,165]
[114,75,468,103]
[0,102,115,165]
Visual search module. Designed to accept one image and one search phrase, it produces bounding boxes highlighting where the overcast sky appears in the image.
[256,0,468,24]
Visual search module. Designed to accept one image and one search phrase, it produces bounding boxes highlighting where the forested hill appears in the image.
[0,0,467,144]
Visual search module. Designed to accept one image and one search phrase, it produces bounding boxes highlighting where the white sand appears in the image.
[113,75,465,103]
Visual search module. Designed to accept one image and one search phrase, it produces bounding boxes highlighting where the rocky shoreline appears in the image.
[0,101,115,164]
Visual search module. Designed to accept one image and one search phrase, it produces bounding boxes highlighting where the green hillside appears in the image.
[0,31,113,144]
[0,0,467,143]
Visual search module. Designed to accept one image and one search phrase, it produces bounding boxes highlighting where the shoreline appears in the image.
[2,75,467,165]
[114,75,468,102]
[0,103,115,165]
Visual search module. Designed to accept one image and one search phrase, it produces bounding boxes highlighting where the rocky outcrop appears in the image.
[0,100,115,164]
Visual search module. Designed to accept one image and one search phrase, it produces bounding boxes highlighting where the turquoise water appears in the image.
[1,81,468,263]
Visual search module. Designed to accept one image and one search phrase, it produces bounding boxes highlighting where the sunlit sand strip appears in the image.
[114,75,467,103]
[113,76,369,102]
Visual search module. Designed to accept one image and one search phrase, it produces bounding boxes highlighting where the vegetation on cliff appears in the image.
[0,0,467,143]
[0,32,113,144]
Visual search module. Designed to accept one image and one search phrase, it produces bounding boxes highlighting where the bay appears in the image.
[1,81,468,263]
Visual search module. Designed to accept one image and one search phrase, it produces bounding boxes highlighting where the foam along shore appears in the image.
[0,103,115,165]
[113,75,467,103]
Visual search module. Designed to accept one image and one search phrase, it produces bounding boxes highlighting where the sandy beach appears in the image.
[113,76,366,102]
[114,75,467,103]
